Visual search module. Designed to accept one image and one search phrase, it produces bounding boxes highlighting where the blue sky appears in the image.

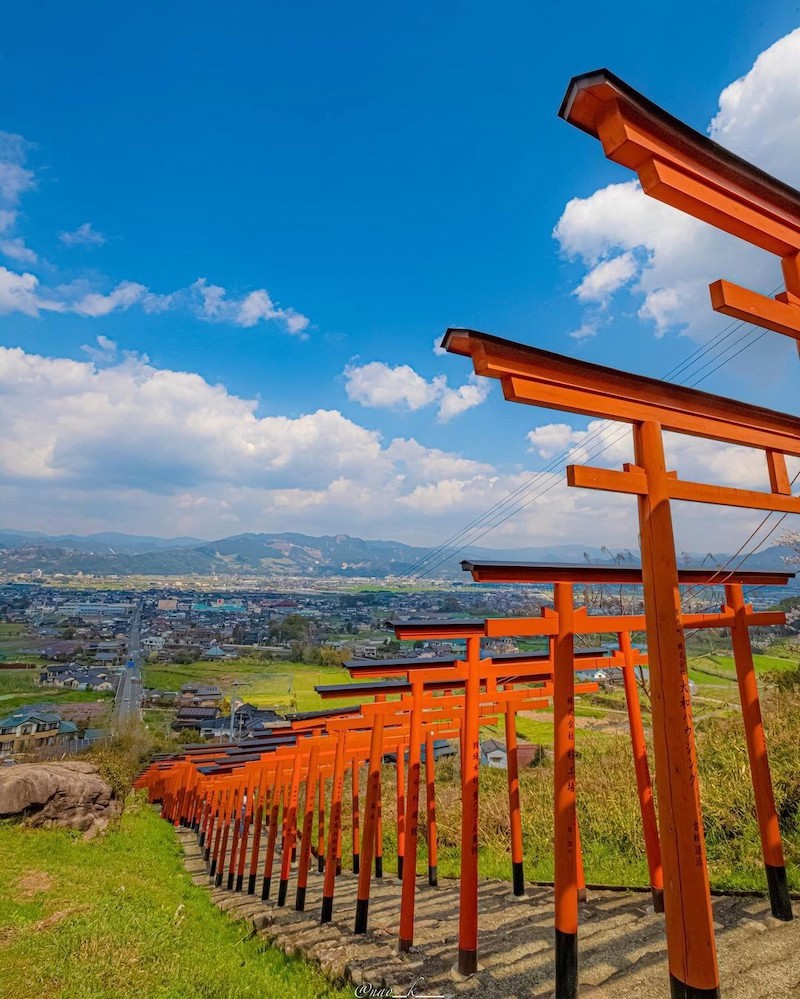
[2,3,800,553]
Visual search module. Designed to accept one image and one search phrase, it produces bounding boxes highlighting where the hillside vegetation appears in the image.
[0,799,347,999]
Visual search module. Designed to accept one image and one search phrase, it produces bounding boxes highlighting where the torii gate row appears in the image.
[559,70,800,358]
[379,624,662,914]
[155,696,510,926]
[406,564,793,925]
[193,700,499,927]
[320,658,602,968]
[444,327,799,999]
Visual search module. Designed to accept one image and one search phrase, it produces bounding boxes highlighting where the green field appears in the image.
[0,669,113,716]
[0,799,346,999]
[143,657,364,714]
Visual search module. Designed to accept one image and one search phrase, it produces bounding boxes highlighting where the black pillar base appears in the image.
[428,865,438,887]
[354,897,369,934]
[208,858,217,877]
[214,870,223,888]
[669,973,721,998]
[318,856,325,873]
[555,928,577,999]
[320,895,333,924]
[652,886,665,913]
[198,831,206,847]
[457,948,478,977]
[235,873,243,893]
[398,936,412,953]
[375,856,383,879]
[203,845,210,862]
[766,863,794,921]
[353,853,360,874]
[512,860,524,897]
[226,871,234,890]
[397,856,404,879]
[295,885,307,911]
[261,877,271,901]
[577,888,587,903]
[277,878,288,906]
[247,873,256,895]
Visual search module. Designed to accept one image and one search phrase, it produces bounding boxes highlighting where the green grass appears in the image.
[0,624,27,637]
[0,669,113,715]
[0,799,347,999]
[143,658,363,714]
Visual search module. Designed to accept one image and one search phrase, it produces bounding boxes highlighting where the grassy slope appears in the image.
[0,800,347,999]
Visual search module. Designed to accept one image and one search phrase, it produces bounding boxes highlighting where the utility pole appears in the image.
[230,681,246,740]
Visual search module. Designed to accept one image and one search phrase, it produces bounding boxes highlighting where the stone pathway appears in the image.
[176,827,800,997]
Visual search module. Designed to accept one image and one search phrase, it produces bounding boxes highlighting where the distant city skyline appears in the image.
[1,6,800,553]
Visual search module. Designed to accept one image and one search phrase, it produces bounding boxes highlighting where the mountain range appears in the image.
[0,530,796,583]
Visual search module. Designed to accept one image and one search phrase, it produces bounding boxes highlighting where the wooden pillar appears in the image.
[321,731,346,923]
[261,764,284,900]
[355,711,386,933]
[352,759,361,874]
[233,779,254,891]
[226,779,246,889]
[375,766,384,879]
[247,769,268,894]
[208,785,230,878]
[634,420,720,999]
[425,729,438,887]
[503,685,524,896]
[295,744,320,911]
[278,752,303,906]
[726,583,792,921]
[214,785,236,888]
[619,630,664,912]
[317,775,326,873]
[456,634,481,977]
[396,741,406,879]
[399,679,424,952]
[553,582,578,999]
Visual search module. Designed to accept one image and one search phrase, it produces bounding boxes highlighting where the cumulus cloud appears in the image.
[343,360,490,422]
[0,237,38,265]
[59,222,106,247]
[553,29,800,342]
[192,278,310,335]
[0,343,779,550]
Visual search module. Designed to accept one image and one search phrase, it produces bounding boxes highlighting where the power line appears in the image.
[400,286,787,581]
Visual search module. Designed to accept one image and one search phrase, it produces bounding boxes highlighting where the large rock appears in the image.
[0,761,121,837]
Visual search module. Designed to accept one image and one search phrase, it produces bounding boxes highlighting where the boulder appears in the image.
[0,761,121,837]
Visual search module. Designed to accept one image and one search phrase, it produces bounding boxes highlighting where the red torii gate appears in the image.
[369,632,608,976]
[558,70,800,356]
[444,325,800,999]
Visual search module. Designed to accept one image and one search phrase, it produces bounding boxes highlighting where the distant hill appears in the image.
[0,529,796,582]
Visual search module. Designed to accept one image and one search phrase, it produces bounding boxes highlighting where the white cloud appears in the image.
[344,361,490,422]
[0,267,43,317]
[59,222,106,247]
[192,278,310,335]
[0,133,312,335]
[553,29,800,342]
[0,237,37,265]
[0,132,35,205]
[0,343,784,551]
[574,251,637,304]
[80,335,118,364]
[568,322,599,342]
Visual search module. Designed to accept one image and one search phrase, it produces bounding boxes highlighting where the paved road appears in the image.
[112,603,142,729]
